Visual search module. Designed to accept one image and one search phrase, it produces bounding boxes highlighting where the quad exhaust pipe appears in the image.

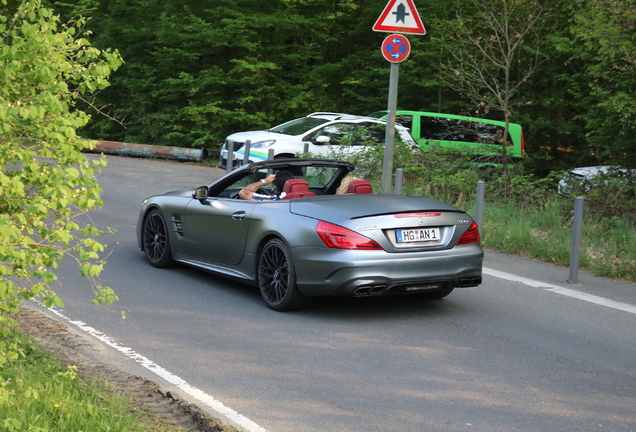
[459,277,482,287]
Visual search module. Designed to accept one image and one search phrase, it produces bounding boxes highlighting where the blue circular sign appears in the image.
[381,34,411,63]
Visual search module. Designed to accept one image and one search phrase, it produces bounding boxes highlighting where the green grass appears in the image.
[577,217,636,280]
[0,330,183,432]
[475,198,636,282]
[481,198,571,261]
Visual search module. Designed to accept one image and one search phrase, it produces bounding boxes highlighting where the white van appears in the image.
[219,112,415,169]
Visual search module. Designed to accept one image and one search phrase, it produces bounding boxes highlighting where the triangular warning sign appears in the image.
[373,0,426,35]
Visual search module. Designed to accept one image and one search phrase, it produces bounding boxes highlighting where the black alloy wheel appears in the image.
[142,209,174,268]
[258,239,310,311]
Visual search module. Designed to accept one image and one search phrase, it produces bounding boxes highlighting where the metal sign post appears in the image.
[382,62,400,193]
[380,34,410,193]
[568,197,585,284]
[374,1,425,194]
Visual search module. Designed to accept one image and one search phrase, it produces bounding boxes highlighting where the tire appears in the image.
[142,209,174,268]
[258,239,310,311]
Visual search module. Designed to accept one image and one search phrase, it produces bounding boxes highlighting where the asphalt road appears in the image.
[35,154,636,432]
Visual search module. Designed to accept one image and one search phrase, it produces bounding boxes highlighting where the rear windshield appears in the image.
[269,117,330,135]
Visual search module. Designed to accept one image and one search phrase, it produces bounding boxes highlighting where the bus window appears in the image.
[369,110,524,162]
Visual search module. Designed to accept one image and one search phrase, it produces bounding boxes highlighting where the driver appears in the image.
[239,171,294,200]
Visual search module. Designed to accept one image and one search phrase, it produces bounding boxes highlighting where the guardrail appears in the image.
[82,140,213,162]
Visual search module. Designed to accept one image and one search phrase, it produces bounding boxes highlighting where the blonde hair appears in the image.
[336,175,362,195]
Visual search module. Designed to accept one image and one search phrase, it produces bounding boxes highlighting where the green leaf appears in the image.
[0,0,121,315]
[53,295,64,308]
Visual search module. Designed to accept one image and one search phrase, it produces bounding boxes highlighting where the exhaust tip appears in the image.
[459,277,482,287]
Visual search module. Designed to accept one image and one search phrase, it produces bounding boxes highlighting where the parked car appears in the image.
[219,112,416,169]
[137,158,483,311]
[558,166,636,196]
[368,110,525,164]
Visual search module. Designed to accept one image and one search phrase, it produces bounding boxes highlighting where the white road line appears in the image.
[39,267,633,432]
[45,307,269,432]
[483,267,636,315]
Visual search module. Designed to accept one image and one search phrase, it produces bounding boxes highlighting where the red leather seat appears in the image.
[346,180,373,194]
[282,179,316,199]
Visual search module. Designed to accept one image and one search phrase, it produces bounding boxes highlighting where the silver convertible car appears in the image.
[137,159,483,311]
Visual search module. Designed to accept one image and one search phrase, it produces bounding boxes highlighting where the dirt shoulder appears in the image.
[15,307,235,432]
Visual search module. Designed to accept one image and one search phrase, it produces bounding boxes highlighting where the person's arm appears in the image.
[239,173,276,200]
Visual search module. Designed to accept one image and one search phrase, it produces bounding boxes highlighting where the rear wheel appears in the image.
[258,239,310,311]
[142,209,174,268]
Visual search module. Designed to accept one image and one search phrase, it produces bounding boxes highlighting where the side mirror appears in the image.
[314,135,330,145]
[192,186,209,201]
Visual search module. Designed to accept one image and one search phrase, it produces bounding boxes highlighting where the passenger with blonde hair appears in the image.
[336,174,362,195]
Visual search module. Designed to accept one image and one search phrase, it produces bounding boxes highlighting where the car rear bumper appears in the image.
[292,244,484,297]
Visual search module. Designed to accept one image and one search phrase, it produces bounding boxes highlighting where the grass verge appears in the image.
[0,329,183,432]
[480,199,636,281]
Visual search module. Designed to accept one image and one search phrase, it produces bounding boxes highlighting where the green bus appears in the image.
[369,110,525,163]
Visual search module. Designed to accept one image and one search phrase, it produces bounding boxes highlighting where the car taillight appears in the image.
[456,221,480,245]
[316,221,382,250]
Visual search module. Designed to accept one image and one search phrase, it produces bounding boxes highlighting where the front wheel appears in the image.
[258,239,310,311]
[142,209,174,268]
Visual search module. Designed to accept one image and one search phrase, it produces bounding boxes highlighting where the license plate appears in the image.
[396,227,441,243]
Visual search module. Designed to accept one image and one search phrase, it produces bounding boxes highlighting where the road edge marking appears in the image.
[483,267,636,315]
[45,307,269,432]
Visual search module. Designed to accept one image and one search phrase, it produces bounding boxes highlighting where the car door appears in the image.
[182,198,258,265]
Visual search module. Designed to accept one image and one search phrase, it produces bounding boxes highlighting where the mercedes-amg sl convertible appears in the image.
[137,158,483,311]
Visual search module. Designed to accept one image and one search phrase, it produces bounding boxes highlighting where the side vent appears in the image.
[170,215,184,237]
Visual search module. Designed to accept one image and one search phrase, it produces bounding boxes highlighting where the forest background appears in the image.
[7,0,636,174]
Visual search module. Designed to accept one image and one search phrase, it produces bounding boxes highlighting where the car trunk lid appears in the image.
[290,195,474,252]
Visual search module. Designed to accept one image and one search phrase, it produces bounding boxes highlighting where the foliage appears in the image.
[487,168,563,207]
[29,0,636,174]
[437,0,548,172]
[49,0,369,148]
[0,0,122,340]
[560,170,636,220]
[320,137,483,202]
[563,0,636,168]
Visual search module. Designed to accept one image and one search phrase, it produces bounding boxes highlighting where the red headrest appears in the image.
[282,179,316,199]
[346,180,373,194]
[283,179,308,193]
